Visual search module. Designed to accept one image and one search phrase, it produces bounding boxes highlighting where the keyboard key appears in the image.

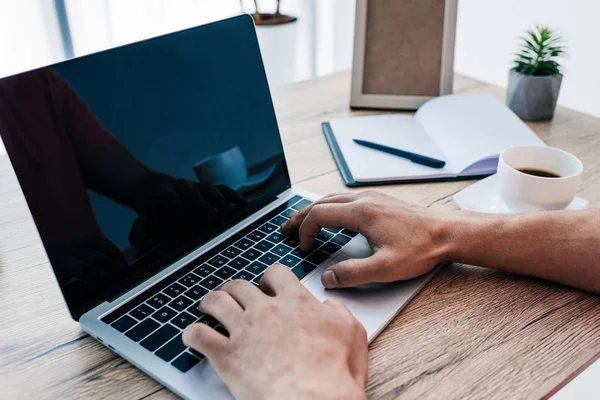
[279,254,301,268]
[255,240,275,252]
[320,241,342,254]
[179,273,201,288]
[271,243,292,256]
[187,303,203,318]
[169,295,193,312]
[265,232,285,244]
[232,270,255,281]
[140,324,178,352]
[270,215,288,226]
[164,283,186,298]
[130,304,154,320]
[125,318,160,342]
[290,247,303,258]
[258,252,280,266]
[246,230,266,242]
[252,273,264,284]
[314,238,325,247]
[291,199,312,210]
[240,248,263,261]
[292,261,318,280]
[341,229,359,237]
[215,266,237,280]
[215,325,230,337]
[112,315,137,333]
[171,311,198,329]
[102,308,127,325]
[324,227,343,234]
[193,264,216,278]
[172,352,201,373]
[198,314,219,328]
[316,230,334,241]
[307,250,330,265]
[283,236,300,247]
[184,285,208,301]
[199,275,224,290]
[189,347,206,359]
[233,238,254,250]
[147,293,170,309]
[222,246,242,259]
[331,234,352,246]
[152,306,178,323]
[207,255,228,268]
[281,208,296,218]
[246,261,269,275]
[156,334,186,362]
[286,195,303,207]
[257,222,278,235]
[228,257,250,270]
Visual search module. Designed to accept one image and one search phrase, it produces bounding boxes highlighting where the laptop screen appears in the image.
[0,16,290,320]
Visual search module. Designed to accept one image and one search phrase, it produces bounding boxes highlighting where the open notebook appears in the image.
[322,94,546,186]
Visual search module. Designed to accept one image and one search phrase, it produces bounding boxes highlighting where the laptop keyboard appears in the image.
[100,195,358,373]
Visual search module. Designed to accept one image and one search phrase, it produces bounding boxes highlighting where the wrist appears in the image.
[439,210,498,264]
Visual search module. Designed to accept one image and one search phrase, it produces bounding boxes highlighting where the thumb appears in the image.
[321,252,390,289]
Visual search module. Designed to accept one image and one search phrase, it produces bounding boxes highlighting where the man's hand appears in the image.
[183,265,368,400]
[282,190,458,289]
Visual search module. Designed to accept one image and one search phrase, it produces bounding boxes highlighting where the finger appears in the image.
[259,264,304,296]
[281,193,356,234]
[183,322,228,362]
[297,203,362,252]
[220,279,267,309]
[199,290,244,330]
[323,298,368,385]
[321,252,391,289]
[217,184,247,206]
[195,183,234,214]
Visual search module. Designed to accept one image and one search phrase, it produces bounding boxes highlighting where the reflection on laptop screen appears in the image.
[0,16,289,319]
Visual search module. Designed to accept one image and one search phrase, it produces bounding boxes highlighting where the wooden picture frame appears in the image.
[350,0,458,110]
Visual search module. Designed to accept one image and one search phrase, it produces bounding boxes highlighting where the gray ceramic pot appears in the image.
[507,69,563,121]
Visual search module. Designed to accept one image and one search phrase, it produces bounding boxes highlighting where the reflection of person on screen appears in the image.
[0,68,243,303]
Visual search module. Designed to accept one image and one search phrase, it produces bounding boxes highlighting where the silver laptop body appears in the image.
[0,15,436,400]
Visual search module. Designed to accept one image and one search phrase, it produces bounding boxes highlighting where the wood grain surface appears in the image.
[1,71,600,399]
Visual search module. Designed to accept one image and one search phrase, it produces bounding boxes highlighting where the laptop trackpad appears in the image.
[303,237,436,342]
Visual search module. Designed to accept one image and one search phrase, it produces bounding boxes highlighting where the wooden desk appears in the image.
[1,71,599,399]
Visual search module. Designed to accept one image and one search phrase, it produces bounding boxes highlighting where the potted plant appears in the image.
[507,25,566,121]
[240,0,297,26]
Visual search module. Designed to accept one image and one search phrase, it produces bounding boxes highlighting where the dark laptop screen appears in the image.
[0,16,290,319]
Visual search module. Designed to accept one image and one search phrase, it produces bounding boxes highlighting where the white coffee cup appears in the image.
[497,146,583,213]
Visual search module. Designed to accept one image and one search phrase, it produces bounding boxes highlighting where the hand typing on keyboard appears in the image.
[183,265,368,400]
[281,190,454,289]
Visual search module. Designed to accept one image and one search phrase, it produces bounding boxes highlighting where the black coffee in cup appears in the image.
[516,168,561,178]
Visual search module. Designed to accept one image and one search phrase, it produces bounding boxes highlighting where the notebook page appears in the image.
[415,94,545,174]
[329,115,456,182]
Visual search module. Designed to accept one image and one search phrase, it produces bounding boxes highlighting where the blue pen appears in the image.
[353,139,446,169]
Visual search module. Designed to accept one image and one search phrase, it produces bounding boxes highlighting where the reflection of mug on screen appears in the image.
[194,146,248,190]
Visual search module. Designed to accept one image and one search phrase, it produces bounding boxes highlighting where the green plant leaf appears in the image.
[512,25,565,75]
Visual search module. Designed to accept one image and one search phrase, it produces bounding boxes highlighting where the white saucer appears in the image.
[453,174,589,214]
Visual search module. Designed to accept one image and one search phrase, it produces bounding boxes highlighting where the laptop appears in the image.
[0,15,437,399]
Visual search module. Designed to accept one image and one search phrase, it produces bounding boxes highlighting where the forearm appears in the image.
[448,210,600,293]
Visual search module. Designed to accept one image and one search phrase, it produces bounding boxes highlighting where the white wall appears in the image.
[454,0,600,117]
[0,0,64,77]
